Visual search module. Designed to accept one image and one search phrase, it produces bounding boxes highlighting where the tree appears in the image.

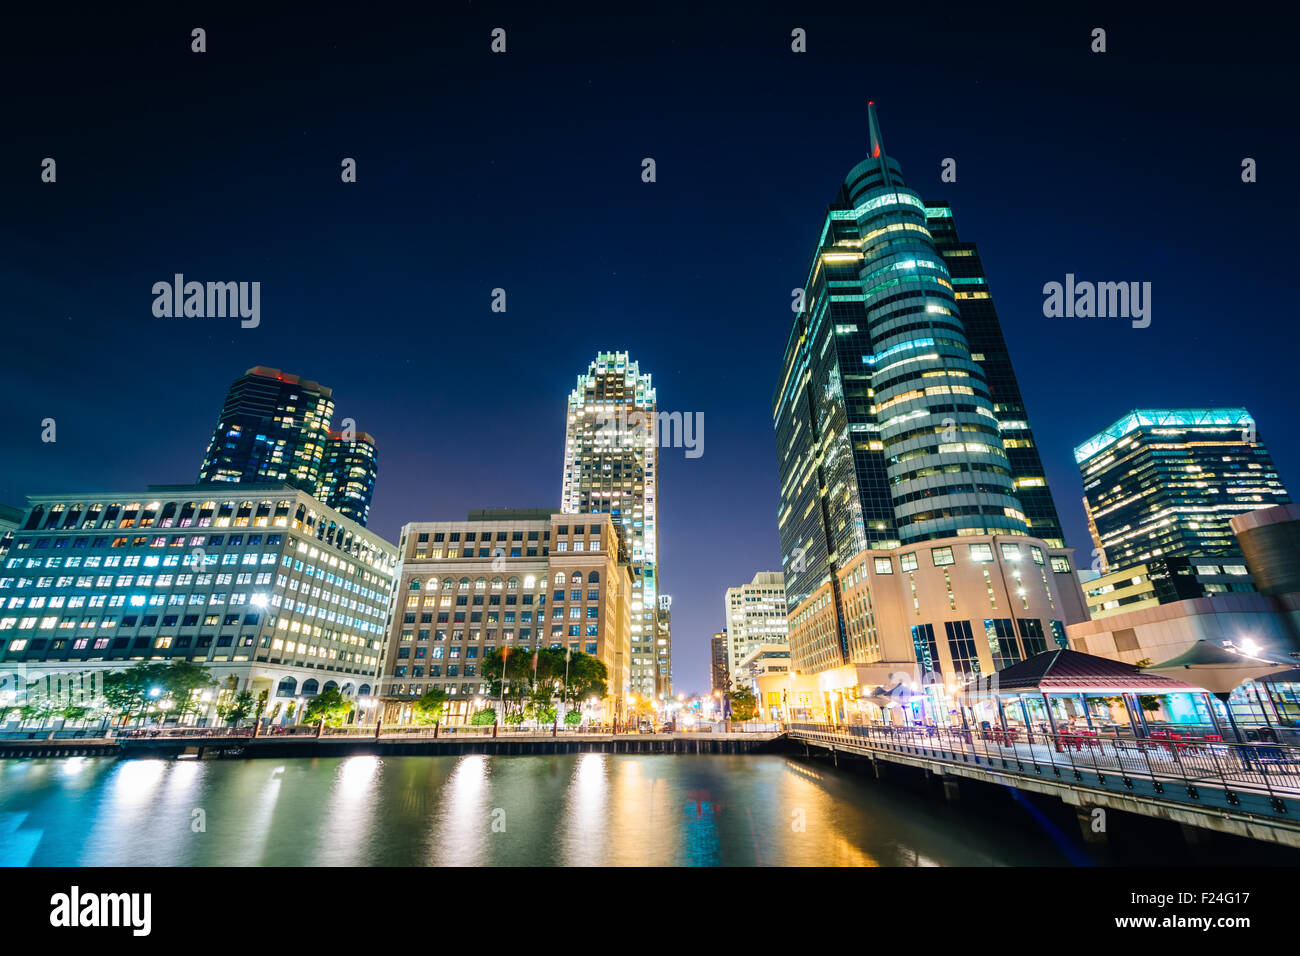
[482,648,532,716]
[728,687,759,722]
[217,690,256,727]
[471,706,497,726]
[563,652,608,705]
[564,708,583,726]
[155,660,216,721]
[100,661,215,725]
[303,687,353,727]
[412,687,448,725]
[528,700,557,726]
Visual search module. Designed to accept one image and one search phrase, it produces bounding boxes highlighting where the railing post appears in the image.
[433,721,439,739]
[492,721,498,739]
[374,717,382,741]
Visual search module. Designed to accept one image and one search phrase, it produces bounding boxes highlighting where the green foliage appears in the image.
[482,647,609,715]
[503,710,524,726]
[563,652,608,704]
[564,708,583,726]
[217,690,257,726]
[303,687,354,727]
[471,707,497,726]
[100,661,216,723]
[412,687,448,725]
[529,703,558,725]
[728,686,759,722]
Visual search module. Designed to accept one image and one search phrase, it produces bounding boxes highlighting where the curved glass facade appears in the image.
[775,105,1059,613]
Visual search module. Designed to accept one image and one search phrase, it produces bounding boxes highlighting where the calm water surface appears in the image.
[0,753,1093,866]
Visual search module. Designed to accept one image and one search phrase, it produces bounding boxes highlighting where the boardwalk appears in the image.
[789,722,1300,848]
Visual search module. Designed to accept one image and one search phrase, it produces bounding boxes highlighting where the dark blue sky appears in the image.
[2,5,1294,694]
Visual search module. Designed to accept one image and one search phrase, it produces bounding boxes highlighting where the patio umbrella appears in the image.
[1143,641,1291,742]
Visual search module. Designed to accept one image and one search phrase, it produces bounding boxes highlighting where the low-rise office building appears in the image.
[0,483,397,721]
[377,510,634,724]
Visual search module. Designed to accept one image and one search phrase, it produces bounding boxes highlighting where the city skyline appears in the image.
[3,8,1296,695]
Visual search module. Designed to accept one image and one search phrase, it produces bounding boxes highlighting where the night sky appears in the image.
[2,5,1294,694]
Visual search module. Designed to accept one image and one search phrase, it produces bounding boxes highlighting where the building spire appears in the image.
[867,101,885,160]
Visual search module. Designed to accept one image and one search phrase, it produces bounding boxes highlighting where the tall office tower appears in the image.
[773,106,1085,704]
[200,367,335,492]
[710,630,730,694]
[655,593,672,698]
[1077,408,1291,570]
[561,351,661,698]
[318,430,379,526]
[925,203,1065,548]
[199,367,378,526]
[723,571,789,677]
[774,104,1036,612]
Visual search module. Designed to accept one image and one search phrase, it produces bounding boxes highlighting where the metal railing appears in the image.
[788,722,1300,807]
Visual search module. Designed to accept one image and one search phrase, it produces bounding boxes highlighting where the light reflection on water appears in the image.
[0,753,1076,867]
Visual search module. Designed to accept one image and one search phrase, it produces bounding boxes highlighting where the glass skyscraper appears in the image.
[774,104,1060,611]
[1077,408,1291,569]
[199,367,378,527]
[318,430,379,526]
[561,352,663,697]
[926,202,1065,549]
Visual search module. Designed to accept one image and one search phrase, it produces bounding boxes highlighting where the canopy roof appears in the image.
[1145,640,1291,695]
[986,649,1199,695]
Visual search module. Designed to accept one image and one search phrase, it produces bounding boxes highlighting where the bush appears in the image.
[470,707,497,726]
[564,709,583,726]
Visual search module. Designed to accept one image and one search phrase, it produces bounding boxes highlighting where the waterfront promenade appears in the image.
[788,722,1300,848]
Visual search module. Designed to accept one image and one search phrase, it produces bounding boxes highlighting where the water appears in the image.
[0,753,1178,866]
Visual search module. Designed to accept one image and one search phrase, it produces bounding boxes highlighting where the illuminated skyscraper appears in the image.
[199,367,377,526]
[1077,408,1290,570]
[772,105,1086,694]
[561,351,662,697]
[926,203,1065,549]
[774,104,1053,610]
[318,430,379,526]
[200,367,335,493]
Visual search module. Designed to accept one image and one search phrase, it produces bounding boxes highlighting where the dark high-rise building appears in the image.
[199,367,335,493]
[774,104,1063,611]
[926,203,1065,549]
[710,630,730,695]
[199,367,378,526]
[318,430,379,526]
[1077,408,1290,569]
